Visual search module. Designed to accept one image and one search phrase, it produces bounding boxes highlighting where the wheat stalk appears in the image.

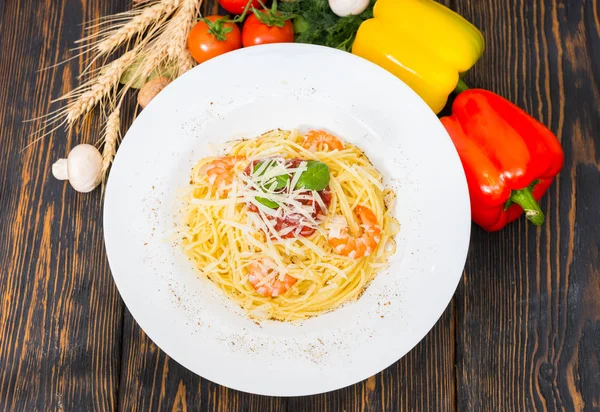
[94,0,182,56]
[68,0,184,77]
[132,0,200,81]
[65,50,137,125]
[30,0,203,164]
[166,0,199,76]
[96,0,200,178]
[61,0,199,126]
[102,106,121,178]
[27,49,138,147]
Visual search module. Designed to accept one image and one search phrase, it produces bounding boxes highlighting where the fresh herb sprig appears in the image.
[279,0,375,52]
[252,159,330,209]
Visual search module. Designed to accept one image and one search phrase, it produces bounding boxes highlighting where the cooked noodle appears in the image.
[180,129,398,321]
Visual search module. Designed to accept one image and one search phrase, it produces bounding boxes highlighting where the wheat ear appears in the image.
[166,0,200,76]
[132,0,201,81]
[26,50,137,147]
[102,106,121,178]
[65,50,137,125]
[94,0,182,56]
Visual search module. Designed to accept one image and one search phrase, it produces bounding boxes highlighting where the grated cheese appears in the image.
[327,215,347,239]
[312,191,328,215]
[289,161,308,190]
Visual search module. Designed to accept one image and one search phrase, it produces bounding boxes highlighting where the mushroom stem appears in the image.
[52,159,69,180]
[52,144,103,193]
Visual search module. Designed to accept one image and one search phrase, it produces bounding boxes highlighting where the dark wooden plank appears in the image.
[0,0,127,410]
[287,307,456,412]
[118,306,455,411]
[8,0,598,410]
[118,312,286,412]
[454,0,600,410]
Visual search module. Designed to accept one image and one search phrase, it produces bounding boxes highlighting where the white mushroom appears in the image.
[329,0,370,17]
[52,144,103,193]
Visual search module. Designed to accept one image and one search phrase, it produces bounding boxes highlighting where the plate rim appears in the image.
[103,43,471,396]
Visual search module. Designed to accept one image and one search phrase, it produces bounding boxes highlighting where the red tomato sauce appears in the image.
[245,158,332,239]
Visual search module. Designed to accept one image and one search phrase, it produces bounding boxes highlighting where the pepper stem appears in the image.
[454,78,470,94]
[508,186,545,226]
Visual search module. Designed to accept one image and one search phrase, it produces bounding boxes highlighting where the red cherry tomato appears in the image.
[242,12,294,47]
[219,0,261,15]
[187,16,242,64]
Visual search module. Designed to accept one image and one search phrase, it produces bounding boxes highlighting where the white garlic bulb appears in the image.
[329,0,370,17]
[52,144,103,193]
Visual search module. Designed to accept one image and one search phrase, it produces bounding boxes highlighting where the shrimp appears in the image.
[200,156,245,188]
[302,130,344,152]
[248,259,297,297]
[328,205,381,259]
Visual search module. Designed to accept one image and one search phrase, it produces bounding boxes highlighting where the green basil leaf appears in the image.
[256,197,279,209]
[295,161,330,191]
[253,160,289,190]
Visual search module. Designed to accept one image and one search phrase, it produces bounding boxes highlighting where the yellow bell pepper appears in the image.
[352,0,485,114]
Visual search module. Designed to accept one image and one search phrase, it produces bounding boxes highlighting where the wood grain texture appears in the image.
[454,0,600,410]
[118,307,455,411]
[0,0,598,411]
[0,0,126,410]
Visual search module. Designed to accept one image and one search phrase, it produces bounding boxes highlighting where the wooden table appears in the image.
[1,0,598,410]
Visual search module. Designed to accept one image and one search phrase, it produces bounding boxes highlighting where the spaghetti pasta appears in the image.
[180,129,398,321]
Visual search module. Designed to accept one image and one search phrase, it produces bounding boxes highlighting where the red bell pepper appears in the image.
[440,89,564,231]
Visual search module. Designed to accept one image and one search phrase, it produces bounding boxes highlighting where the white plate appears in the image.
[104,44,470,396]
